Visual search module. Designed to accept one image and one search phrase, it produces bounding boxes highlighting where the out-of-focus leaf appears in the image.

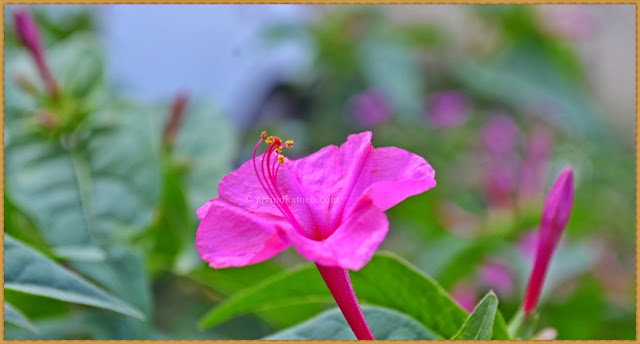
[4,313,91,340]
[5,302,38,333]
[452,291,499,340]
[265,306,438,340]
[4,195,50,253]
[5,99,160,250]
[72,247,151,339]
[148,100,237,275]
[199,252,507,339]
[189,260,285,297]
[357,36,425,118]
[4,234,143,319]
[173,102,237,217]
[456,52,609,142]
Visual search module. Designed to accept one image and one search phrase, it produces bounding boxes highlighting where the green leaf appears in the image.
[452,291,499,340]
[4,234,143,319]
[200,252,481,338]
[5,99,160,250]
[265,306,437,340]
[72,246,151,339]
[4,302,38,333]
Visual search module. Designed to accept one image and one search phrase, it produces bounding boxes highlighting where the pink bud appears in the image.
[14,7,42,56]
[13,7,58,99]
[523,168,574,315]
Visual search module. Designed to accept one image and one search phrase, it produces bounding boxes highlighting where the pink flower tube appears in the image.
[522,168,574,316]
[196,131,436,339]
[13,7,58,99]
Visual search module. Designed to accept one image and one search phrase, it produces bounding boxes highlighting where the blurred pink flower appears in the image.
[196,131,436,339]
[481,113,520,156]
[523,168,574,316]
[349,89,392,128]
[539,5,598,41]
[426,91,471,128]
[518,230,539,262]
[450,283,477,313]
[481,113,520,207]
[485,164,517,207]
[519,125,554,200]
[13,7,58,98]
[480,258,514,296]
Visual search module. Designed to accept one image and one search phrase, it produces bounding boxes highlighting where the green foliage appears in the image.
[265,306,438,340]
[200,252,508,339]
[5,234,143,319]
[452,292,499,340]
[5,302,38,333]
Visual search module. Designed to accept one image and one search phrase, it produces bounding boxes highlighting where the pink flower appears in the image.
[348,90,393,128]
[426,91,471,128]
[480,258,514,296]
[523,168,574,316]
[481,113,520,207]
[196,131,436,339]
[13,7,58,99]
[518,230,539,262]
[450,283,477,313]
[481,113,520,157]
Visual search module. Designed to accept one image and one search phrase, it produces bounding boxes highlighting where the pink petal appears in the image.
[217,157,281,217]
[330,132,436,228]
[218,153,325,238]
[277,196,389,271]
[359,146,437,212]
[196,198,291,268]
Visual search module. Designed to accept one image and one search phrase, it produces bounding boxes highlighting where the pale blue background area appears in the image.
[97,5,312,127]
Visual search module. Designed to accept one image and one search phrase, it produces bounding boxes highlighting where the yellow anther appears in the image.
[278,155,285,164]
[285,140,294,148]
[275,146,283,154]
[261,131,268,139]
[265,136,274,145]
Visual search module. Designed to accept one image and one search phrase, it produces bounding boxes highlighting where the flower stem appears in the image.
[316,264,374,340]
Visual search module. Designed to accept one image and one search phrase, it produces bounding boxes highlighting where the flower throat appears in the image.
[251,131,324,240]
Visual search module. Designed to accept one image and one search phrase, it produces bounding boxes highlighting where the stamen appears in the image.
[252,131,308,238]
[285,140,294,148]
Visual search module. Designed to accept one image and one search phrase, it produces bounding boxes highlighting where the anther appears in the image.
[285,140,294,148]
[261,131,268,139]
[278,155,285,164]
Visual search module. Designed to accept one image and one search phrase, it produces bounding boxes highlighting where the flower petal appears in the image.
[196,198,291,268]
[218,154,287,217]
[288,132,436,233]
[358,146,437,212]
[278,196,389,271]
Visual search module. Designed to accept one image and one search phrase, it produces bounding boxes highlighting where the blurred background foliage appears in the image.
[4,4,635,340]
